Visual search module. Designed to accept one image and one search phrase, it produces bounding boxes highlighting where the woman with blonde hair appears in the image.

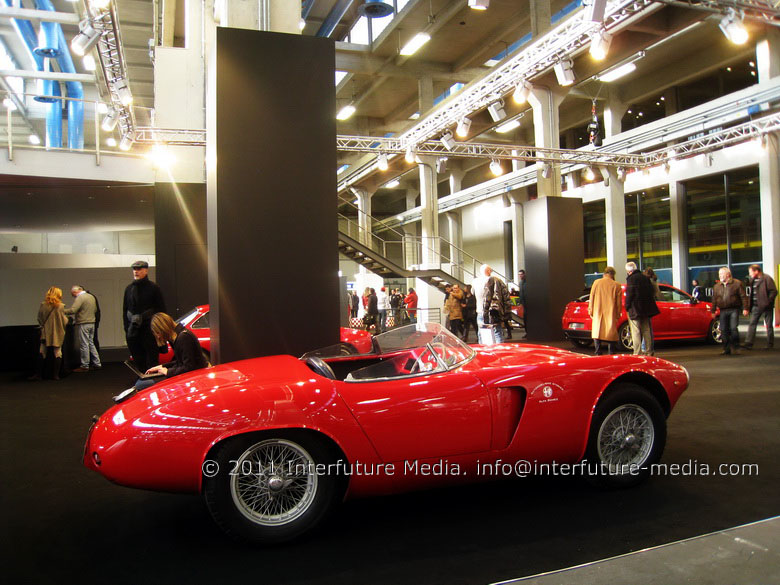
[124,312,208,394]
[29,286,68,380]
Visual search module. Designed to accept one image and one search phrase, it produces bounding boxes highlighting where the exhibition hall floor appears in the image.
[1,337,778,585]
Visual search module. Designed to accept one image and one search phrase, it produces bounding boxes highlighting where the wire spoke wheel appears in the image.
[230,439,318,527]
[596,404,654,475]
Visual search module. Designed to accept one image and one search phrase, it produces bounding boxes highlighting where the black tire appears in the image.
[338,342,359,356]
[570,338,594,349]
[617,322,633,352]
[706,318,721,344]
[584,383,666,488]
[203,431,345,544]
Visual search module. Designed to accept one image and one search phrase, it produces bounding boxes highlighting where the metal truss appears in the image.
[134,127,206,146]
[655,0,780,23]
[336,135,649,167]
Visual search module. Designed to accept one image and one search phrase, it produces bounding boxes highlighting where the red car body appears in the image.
[86,323,688,542]
[562,283,720,350]
[158,305,374,363]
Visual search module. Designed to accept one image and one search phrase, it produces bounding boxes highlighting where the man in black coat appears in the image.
[624,262,660,355]
[123,260,166,372]
[743,263,777,350]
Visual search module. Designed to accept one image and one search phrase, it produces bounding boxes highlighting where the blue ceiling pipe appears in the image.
[316,0,353,37]
[34,0,84,150]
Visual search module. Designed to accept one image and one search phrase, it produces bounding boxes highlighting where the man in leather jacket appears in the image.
[743,264,777,350]
[123,260,166,372]
[710,266,748,355]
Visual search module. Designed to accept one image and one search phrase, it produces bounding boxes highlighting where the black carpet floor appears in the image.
[1,340,778,585]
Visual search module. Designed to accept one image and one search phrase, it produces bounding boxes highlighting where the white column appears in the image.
[605,167,627,282]
[418,156,439,268]
[669,181,688,290]
[530,0,551,38]
[446,212,463,281]
[528,86,566,196]
[449,168,465,196]
[604,90,627,139]
[353,187,373,247]
[221,0,299,33]
[756,27,780,82]
[418,76,434,113]
[510,190,528,278]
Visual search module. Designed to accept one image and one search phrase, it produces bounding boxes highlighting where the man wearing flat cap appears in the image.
[123,260,166,372]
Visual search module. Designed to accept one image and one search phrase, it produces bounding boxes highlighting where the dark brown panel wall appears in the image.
[207,28,339,363]
[522,197,585,341]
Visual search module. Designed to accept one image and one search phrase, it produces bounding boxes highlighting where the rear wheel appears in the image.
[203,432,344,544]
[706,319,721,344]
[584,384,666,488]
[618,322,633,352]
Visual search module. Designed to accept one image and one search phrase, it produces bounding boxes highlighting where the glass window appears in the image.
[370,13,393,40]
[349,16,369,45]
[659,285,690,302]
[583,200,606,277]
[625,185,671,273]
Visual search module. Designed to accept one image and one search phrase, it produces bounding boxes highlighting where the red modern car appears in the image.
[562,283,720,351]
[86,323,689,544]
[158,305,374,363]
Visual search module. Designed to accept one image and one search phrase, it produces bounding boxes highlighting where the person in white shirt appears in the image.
[377,287,390,333]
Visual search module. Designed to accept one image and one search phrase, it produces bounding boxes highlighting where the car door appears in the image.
[336,368,492,463]
[658,285,700,337]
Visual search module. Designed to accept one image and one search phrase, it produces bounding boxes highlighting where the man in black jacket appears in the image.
[743,264,777,350]
[624,262,660,355]
[123,260,166,372]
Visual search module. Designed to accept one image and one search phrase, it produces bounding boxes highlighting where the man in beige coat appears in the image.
[588,266,623,355]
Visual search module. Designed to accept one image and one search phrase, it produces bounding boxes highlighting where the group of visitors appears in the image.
[29,260,207,390]
[354,286,418,334]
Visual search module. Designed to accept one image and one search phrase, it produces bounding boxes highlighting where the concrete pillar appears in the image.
[418,76,434,113]
[449,168,465,195]
[418,156,440,268]
[669,181,688,290]
[756,27,780,83]
[759,132,780,323]
[530,0,551,38]
[221,0,299,33]
[528,86,566,196]
[663,87,678,117]
[604,91,627,139]
[605,167,628,282]
[353,187,373,247]
[446,211,463,281]
[509,190,528,279]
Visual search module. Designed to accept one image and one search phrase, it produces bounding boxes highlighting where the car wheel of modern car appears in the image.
[584,384,666,488]
[203,432,344,544]
[618,322,633,352]
[706,319,721,344]
[570,338,594,348]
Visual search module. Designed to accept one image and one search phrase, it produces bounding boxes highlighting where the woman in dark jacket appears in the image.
[132,312,208,391]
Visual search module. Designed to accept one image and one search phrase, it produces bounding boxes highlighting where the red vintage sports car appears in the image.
[158,305,374,363]
[562,283,720,351]
[85,323,689,544]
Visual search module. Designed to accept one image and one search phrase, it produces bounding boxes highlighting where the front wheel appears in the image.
[618,322,633,352]
[203,432,344,544]
[706,318,721,344]
[584,384,666,488]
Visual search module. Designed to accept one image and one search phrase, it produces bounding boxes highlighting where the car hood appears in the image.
[470,343,582,368]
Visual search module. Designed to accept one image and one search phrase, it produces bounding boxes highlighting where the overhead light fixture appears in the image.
[513,80,531,104]
[468,0,490,9]
[440,131,456,150]
[101,107,119,131]
[96,102,108,114]
[28,134,40,145]
[385,179,400,188]
[298,18,306,31]
[436,157,448,173]
[359,1,394,17]
[91,0,111,10]
[583,166,596,181]
[119,133,134,151]
[489,159,504,176]
[719,9,748,45]
[71,19,101,56]
[616,166,626,182]
[405,146,416,163]
[146,144,175,168]
[377,153,389,171]
[585,0,607,23]
[114,80,133,106]
[336,103,356,120]
[495,118,521,133]
[589,29,612,61]
[595,50,650,83]
[456,117,472,137]
[106,137,117,147]
[400,32,431,56]
[83,54,96,71]
[541,163,552,179]
[487,100,506,122]
[554,60,576,86]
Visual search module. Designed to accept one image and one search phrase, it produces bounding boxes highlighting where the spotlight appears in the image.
[541,163,552,179]
[83,54,96,71]
[405,146,416,164]
[298,18,306,31]
[377,153,389,171]
[490,159,504,176]
[146,144,175,168]
[468,0,489,9]
[487,100,506,122]
[28,134,41,145]
[97,102,108,114]
[114,80,133,106]
[513,80,531,104]
[456,117,471,137]
[119,133,134,151]
[585,0,607,23]
[101,107,119,132]
[583,166,596,181]
[589,30,612,61]
[440,131,456,150]
[336,103,356,120]
[554,60,575,86]
[106,137,117,147]
[436,157,448,174]
[400,32,431,56]
[616,166,626,182]
[91,0,111,10]
[71,20,101,56]
[719,9,748,45]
